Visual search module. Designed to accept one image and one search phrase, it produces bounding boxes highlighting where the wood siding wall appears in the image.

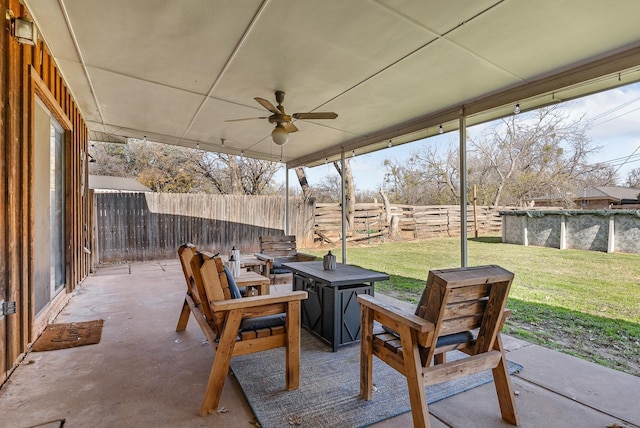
[1,0,90,383]
[94,193,315,263]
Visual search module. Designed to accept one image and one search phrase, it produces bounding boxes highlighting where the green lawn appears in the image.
[306,237,640,375]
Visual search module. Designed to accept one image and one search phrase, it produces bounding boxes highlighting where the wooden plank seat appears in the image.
[175,243,308,416]
[254,235,316,285]
[359,265,519,428]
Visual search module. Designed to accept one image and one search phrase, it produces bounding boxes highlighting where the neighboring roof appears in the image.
[577,186,640,202]
[24,1,640,168]
[88,175,151,192]
[531,186,640,203]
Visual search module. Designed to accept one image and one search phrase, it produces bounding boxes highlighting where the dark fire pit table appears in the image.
[282,261,389,352]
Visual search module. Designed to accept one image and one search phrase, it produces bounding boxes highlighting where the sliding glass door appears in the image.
[34,98,66,316]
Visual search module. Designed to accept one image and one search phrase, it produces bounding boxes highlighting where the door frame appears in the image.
[29,67,74,336]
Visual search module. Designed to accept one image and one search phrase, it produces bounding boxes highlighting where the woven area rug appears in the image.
[231,331,523,428]
[31,320,104,352]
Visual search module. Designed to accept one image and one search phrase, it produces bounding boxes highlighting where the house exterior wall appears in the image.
[577,199,613,210]
[1,0,91,383]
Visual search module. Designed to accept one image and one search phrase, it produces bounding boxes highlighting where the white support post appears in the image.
[607,214,615,253]
[459,110,468,267]
[285,166,290,235]
[560,215,567,250]
[502,216,507,243]
[522,216,528,246]
[341,149,347,264]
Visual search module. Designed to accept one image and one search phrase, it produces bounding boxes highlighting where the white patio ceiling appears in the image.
[24,0,640,168]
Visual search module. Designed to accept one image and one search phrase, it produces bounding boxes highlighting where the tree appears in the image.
[382,144,460,205]
[295,167,315,203]
[313,174,342,203]
[468,106,612,206]
[333,159,355,231]
[294,160,356,232]
[188,151,281,195]
[410,144,460,204]
[90,140,200,192]
[625,168,640,187]
[380,105,614,207]
[90,140,281,195]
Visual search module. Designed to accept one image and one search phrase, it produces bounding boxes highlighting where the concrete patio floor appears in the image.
[1,260,638,428]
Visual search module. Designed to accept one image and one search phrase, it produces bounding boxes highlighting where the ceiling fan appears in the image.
[225,91,338,145]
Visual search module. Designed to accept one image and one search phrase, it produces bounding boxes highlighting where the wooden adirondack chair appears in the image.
[254,235,316,284]
[358,265,519,428]
[176,244,307,416]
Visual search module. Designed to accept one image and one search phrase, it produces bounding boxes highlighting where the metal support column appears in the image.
[285,166,290,235]
[341,149,347,264]
[459,110,468,267]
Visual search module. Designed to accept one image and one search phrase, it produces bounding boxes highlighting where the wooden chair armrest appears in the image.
[211,291,307,311]
[358,294,434,334]
[254,253,274,262]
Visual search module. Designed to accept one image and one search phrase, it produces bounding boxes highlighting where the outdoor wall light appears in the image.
[439,125,444,134]
[271,124,289,145]
[514,103,521,114]
[388,140,392,148]
[7,10,37,45]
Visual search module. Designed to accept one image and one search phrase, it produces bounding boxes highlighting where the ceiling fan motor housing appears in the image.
[268,113,292,124]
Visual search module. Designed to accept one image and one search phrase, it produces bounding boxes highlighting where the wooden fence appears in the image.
[94,193,515,263]
[94,193,315,263]
[314,203,510,242]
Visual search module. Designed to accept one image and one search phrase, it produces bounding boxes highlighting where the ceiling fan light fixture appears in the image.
[271,124,289,145]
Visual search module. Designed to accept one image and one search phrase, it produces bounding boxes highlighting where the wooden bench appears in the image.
[176,244,307,416]
[358,265,519,427]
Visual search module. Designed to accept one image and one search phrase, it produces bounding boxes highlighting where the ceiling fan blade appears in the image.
[292,112,338,120]
[283,122,299,133]
[254,97,279,114]
[224,116,268,122]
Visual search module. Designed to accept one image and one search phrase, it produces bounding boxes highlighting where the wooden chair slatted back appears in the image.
[190,251,232,335]
[472,278,512,354]
[416,265,514,364]
[178,244,213,322]
[259,235,299,258]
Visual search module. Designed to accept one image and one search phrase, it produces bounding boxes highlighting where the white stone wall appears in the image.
[501,210,640,254]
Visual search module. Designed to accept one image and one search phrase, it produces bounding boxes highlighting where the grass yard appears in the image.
[306,237,640,375]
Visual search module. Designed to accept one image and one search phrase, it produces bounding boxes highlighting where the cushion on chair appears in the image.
[270,259,292,275]
[223,266,242,299]
[435,330,474,347]
[239,313,286,332]
[381,325,474,348]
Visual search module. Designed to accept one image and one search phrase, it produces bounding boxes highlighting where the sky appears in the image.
[280,81,640,193]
